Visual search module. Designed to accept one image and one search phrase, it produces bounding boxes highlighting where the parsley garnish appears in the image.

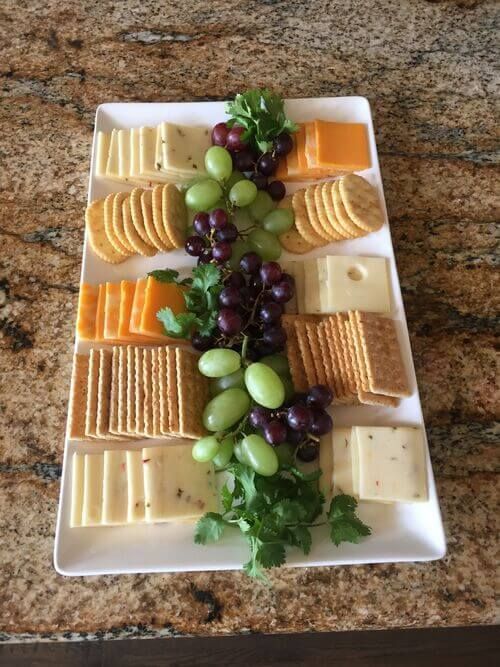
[194,463,370,581]
[150,264,222,339]
[225,89,298,154]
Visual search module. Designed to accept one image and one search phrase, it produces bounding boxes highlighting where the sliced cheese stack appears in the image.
[95,123,211,186]
[319,426,428,505]
[275,121,371,182]
[70,442,217,528]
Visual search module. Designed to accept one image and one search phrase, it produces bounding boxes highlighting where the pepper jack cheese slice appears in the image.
[102,450,128,525]
[160,122,211,176]
[332,427,356,497]
[82,453,104,526]
[70,453,85,527]
[95,131,111,179]
[127,450,145,523]
[105,129,120,182]
[354,426,428,503]
[142,443,217,522]
[314,120,371,172]
[323,256,391,314]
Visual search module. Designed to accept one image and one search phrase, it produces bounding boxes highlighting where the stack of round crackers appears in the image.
[279,174,384,254]
[86,184,187,264]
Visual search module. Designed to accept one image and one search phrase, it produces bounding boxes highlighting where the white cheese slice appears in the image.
[70,453,85,527]
[324,255,391,314]
[294,261,306,314]
[130,127,150,182]
[117,129,131,181]
[143,443,217,522]
[303,258,321,314]
[351,428,360,497]
[95,131,111,179]
[332,427,355,496]
[318,433,334,503]
[354,426,428,503]
[82,453,104,526]
[160,122,210,176]
[105,129,120,181]
[317,257,329,312]
[140,126,162,180]
[102,449,128,525]
[126,449,145,523]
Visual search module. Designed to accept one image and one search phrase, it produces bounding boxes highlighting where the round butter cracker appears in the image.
[113,192,136,253]
[304,184,332,242]
[103,193,131,256]
[162,183,187,249]
[86,199,126,264]
[339,174,384,232]
[141,190,170,252]
[314,183,343,241]
[332,181,366,238]
[292,189,326,247]
[122,196,157,257]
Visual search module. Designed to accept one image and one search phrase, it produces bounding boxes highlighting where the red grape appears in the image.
[250,173,268,190]
[198,249,213,264]
[209,208,228,230]
[232,149,254,172]
[225,271,246,288]
[271,280,294,303]
[274,133,293,157]
[267,180,286,201]
[297,442,319,462]
[259,302,283,324]
[212,122,229,147]
[191,332,214,351]
[263,420,287,445]
[280,272,295,288]
[309,408,333,436]
[249,406,271,429]
[260,261,282,286]
[240,252,262,275]
[212,241,232,262]
[185,235,206,257]
[219,286,241,308]
[216,223,238,243]
[248,275,264,296]
[257,152,278,176]
[226,126,247,151]
[287,404,312,431]
[217,308,242,336]
[306,384,333,409]
[287,428,305,446]
[263,325,287,349]
[193,212,211,236]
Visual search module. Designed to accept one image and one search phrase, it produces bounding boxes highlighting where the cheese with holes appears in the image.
[315,120,370,172]
[160,122,210,176]
[102,450,128,525]
[95,131,111,179]
[76,283,99,340]
[127,450,145,523]
[317,257,329,313]
[82,453,104,526]
[323,255,391,313]
[104,282,121,340]
[142,444,217,522]
[139,276,186,339]
[303,259,321,314]
[354,426,428,503]
[70,453,85,527]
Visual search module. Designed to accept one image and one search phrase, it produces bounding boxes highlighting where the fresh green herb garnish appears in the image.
[151,264,222,339]
[225,89,298,153]
[195,462,370,581]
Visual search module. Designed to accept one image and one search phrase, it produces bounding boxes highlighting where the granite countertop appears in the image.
[0,0,498,643]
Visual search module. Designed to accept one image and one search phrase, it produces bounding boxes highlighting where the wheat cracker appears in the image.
[304,321,327,385]
[126,346,137,434]
[143,347,154,437]
[166,346,180,434]
[294,320,318,386]
[68,354,90,440]
[176,347,207,439]
[109,347,120,434]
[151,348,161,437]
[135,347,146,436]
[158,347,170,434]
[282,315,309,391]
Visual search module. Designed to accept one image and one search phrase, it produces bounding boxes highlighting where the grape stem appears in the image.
[241,334,250,362]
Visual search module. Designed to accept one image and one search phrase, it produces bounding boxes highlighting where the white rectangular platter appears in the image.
[54,97,446,576]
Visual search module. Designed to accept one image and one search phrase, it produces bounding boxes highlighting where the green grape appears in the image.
[234,439,250,465]
[248,190,275,222]
[225,170,245,191]
[185,179,223,211]
[198,349,241,378]
[203,388,251,432]
[212,435,234,468]
[241,434,279,477]
[229,239,251,270]
[281,374,295,402]
[210,368,245,396]
[232,206,254,233]
[192,435,220,463]
[229,179,258,207]
[275,442,294,466]
[261,208,294,235]
[259,353,290,377]
[244,362,285,409]
[248,228,282,261]
[205,146,233,182]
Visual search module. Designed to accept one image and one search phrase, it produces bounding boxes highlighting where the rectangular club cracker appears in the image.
[151,347,161,437]
[327,316,354,402]
[68,354,90,440]
[294,320,318,387]
[316,322,340,401]
[304,321,327,386]
[282,315,308,392]
[142,347,154,437]
[96,349,118,438]
[355,311,411,398]
[322,318,347,402]
[109,347,120,434]
[126,346,136,434]
[166,346,180,434]
[335,313,357,399]
[135,347,146,435]
[158,347,170,435]
[85,349,100,438]
[176,347,207,439]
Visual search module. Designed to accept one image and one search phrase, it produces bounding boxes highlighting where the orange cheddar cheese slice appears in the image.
[139,276,186,339]
[315,120,371,172]
[95,283,106,342]
[129,277,148,336]
[76,283,99,340]
[104,282,121,340]
[118,280,165,344]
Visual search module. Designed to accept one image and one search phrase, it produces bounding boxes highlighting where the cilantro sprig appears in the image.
[195,463,371,581]
[150,264,222,339]
[225,89,298,154]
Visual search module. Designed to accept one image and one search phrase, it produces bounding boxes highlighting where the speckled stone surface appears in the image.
[0,0,498,643]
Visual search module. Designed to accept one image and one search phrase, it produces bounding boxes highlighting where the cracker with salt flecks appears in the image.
[326,316,351,401]
[166,346,180,434]
[109,347,120,434]
[152,185,174,249]
[141,189,169,251]
[335,313,359,400]
[68,354,90,440]
[86,198,126,264]
[112,191,136,254]
[282,315,309,391]
[355,311,411,398]
[142,347,154,437]
[176,347,207,439]
[135,347,146,435]
[103,193,130,256]
[304,185,331,242]
[332,181,365,238]
[339,174,384,233]
[163,183,188,249]
[126,346,137,434]
[151,347,161,437]
[122,195,156,257]
[321,182,352,240]
[294,320,318,386]
[314,183,342,241]
[158,347,170,435]
[293,189,326,247]
[304,321,327,385]
[96,349,121,438]
[130,187,154,247]
[316,321,340,401]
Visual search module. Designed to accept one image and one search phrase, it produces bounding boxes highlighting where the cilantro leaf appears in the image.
[288,525,312,555]
[184,286,206,313]
[194,513,227,545]
[196,309,219,337]
[192,264,221,292]
[257,541,286,569]
[272,499,307,524]
[220,483,233,514]
[327,494,371,547]
[156,308,198,339]
[148,269,179,283]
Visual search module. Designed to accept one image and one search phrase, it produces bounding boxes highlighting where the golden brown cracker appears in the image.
[316,322,338,399]
[151,348,161,437]
[322,319,347,402]
[327,316,354,401]
[109,347,120,434]
[158,347,170,434]
[166,346,179,434]
[85,349,100,437]
[135,347,146,435]
[86,198,126,264]
[126,346,137,434]
[321,182,352,240]
[68,354,90,440]
[304,185,331,242]
[314,183,342,241]
[293,189,326,247]
[113,191,136,253]
[279,227,315,255]
[304,321,327,385]
[162,183,187,249]
[282,315,309,392]
[122,195,156,257]
[96,349,119,438]
[294,320,318,386]
[103,193,130,256]
[130,187,153,246]
[152,185,174,249]
[141,189,169,251]
[335,313,357,397]
[332,181,365,238]
[339,174,384,232]
[176,347,207,439]
[142,347,154,437]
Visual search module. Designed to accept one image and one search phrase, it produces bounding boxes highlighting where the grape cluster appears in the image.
[248,384,333,462]
[211,122,292,201]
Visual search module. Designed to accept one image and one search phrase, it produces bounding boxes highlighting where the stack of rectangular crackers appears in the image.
[283,311,410,406]
[68,346,208,441]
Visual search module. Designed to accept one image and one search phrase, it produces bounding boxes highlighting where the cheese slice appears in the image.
[324,255,391,314]
[76,283,99,340]
[95,131,111,179]
[317,257,329,313]
[129,127,151,183]
[127,450,145,523]
[160,122,210,177]
[354,426,428,503]
[303,258,321,314]
[143,443,217,522]
[315,120,371,172]
[95,283,106,342]
[139,126,166,181]
[104,282,121,340]
[332,427,355,496]
[70,453,85,527]
[139,276,186,339]
[102,450,128,525]
[351,427,360,497]
[129,277,147,336]
[117,129,131,181]
[82,453,104,526]
[105,129,120,181]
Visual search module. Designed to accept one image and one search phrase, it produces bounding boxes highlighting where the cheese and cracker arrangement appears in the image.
[55,91,444,579]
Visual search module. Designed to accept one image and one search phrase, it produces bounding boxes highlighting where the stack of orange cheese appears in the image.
[76,276,186,345]
[276,121,371,182]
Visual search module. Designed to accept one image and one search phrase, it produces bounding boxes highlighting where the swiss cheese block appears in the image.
[332,427,356,496]
[82,453,104,526]
[95,131,111,179]
[324,256,391,313]
[303,258,321,314]
[102,449,128,525]
[76,283,99,340]
[105,129,120,181]
[315,120,371,172]
[143,443,217,522]
[139,276,186,339]
[317,257,329,313]
[354,426,428,503]
[104,282,121,340]
[160,123,211,176]
[126,450,145,523]
[70,453,85,528]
